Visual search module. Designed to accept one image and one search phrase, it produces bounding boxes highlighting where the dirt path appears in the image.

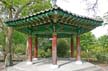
[98,64,108,71]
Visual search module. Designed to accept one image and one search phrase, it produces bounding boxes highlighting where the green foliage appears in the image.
[80,32,96,59]
[12,31,27,55]
[80,33,108,63]
[12,31,27,44]
[0,32,5,51]
[57,39,69,57]
[38,49,46,58]
[98,35,108,49]
[38,38,51,58]
[38,48,51,58]
[20,0,51,17]
[14,44,26,55]
[0,32,5,45]
[95,35,108,63]
[96,52,108,63]
[0,0,51,60]
[80,32,96,50]
[0,0,51,17]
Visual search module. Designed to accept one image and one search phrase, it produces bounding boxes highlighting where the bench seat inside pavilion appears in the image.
[5,7,103,68]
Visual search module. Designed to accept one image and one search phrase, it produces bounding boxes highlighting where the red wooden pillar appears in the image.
[34,37,38,59]
[52,34,57,65]
[70,37,74,58]
[28,36,32,62]
[76,35,81,61]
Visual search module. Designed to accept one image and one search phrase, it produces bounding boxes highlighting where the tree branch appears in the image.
[0,0,8,5]
[85,0,98,13]
[14,0,34,18]
[87,0,98,13]
[0,26,3,29]
[0,18,4,30]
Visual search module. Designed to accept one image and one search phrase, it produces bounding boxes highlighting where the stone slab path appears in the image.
[6,58,103,71]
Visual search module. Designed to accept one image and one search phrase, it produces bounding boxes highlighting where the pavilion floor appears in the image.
[6,58,103,71]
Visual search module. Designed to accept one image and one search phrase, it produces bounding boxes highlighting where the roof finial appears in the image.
[50,0,57,7]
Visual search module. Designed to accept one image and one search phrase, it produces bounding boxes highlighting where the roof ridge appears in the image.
[5,7,103,23]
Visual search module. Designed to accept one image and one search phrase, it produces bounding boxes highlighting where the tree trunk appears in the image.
[5,7,13,66]
[5,27,13,66]
[3,0,34,66]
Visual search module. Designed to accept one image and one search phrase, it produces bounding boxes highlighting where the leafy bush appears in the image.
[38,48,51,58]
[38,49,46,58]
[96,53,108,63]
[57,39,69,57]
[14,44,26,55]
[38,38,70,58]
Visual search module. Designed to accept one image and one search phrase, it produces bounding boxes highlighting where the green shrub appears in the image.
[38,48,51,58]
[14,44,26,55]
[57,39,69,57]
[38,49,46,58]
[96,52,108,63]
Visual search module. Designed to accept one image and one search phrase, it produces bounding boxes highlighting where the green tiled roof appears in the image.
[4,7,103,37]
